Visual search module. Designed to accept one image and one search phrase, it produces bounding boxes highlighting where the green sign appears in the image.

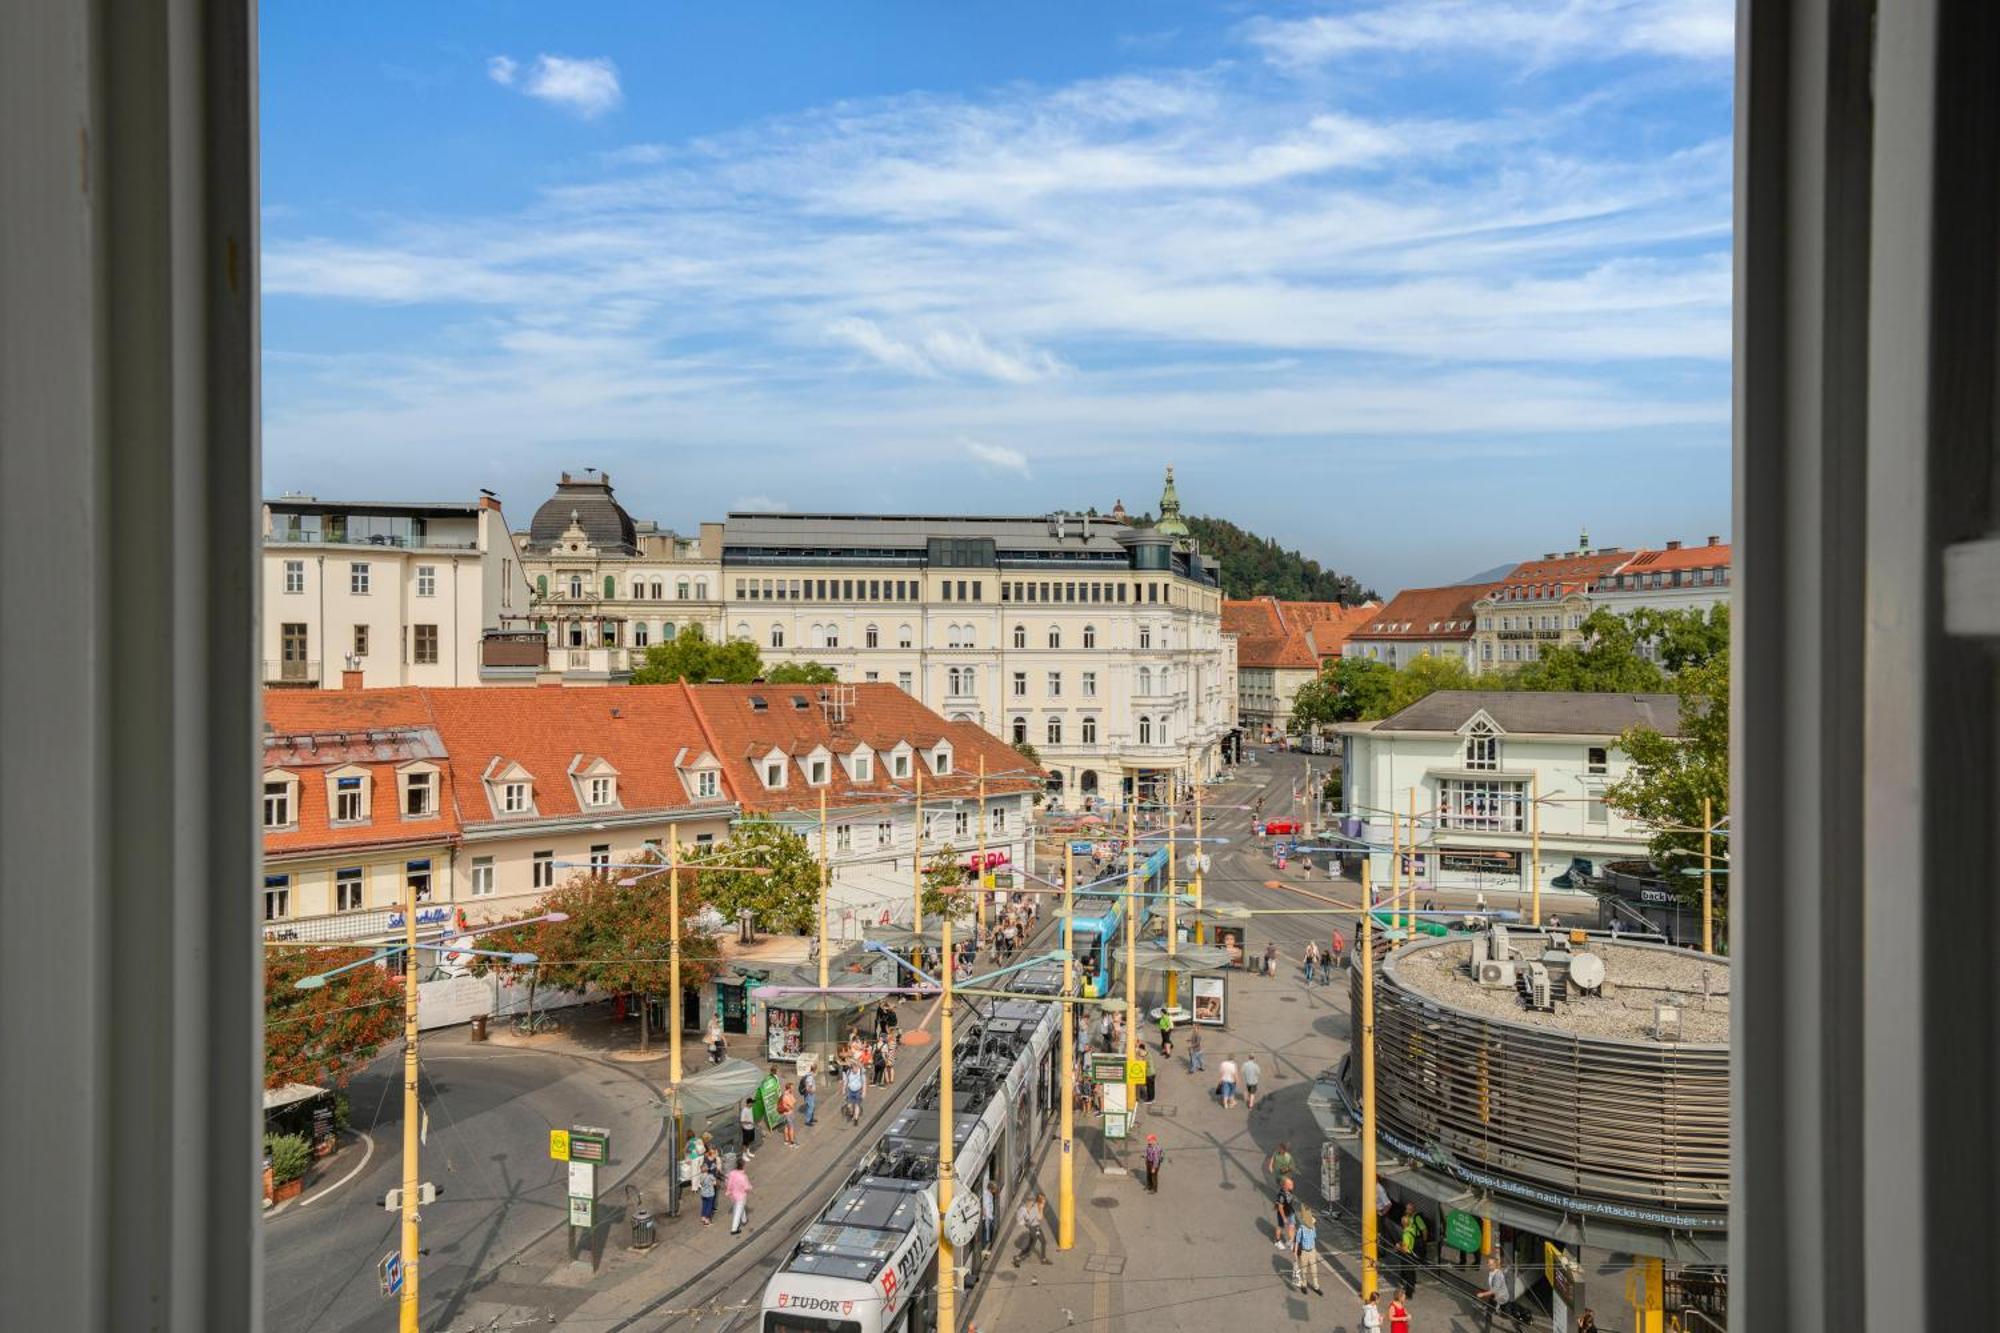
[756,1074,783,1128]
[1089,1053,1128,1085]
[1444,1209,1482,1254]
[567,1130,609,1165]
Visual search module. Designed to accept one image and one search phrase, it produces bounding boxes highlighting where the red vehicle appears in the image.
[1263,820,1299,836]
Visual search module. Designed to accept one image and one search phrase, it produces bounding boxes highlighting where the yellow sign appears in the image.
[1126,1060,1148,1085]
[1545,1240,1558,1284]
[549,1129,571,1162]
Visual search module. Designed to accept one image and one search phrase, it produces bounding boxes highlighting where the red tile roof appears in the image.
[262,689,458,855]
[1225,599,1379,668]
[1350,585,1494,641]
[1485,550,1630,602]
[1614,540,1732,573]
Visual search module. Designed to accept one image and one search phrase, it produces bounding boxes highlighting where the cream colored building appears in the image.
[719,469,1234,805]
[1468,542,1631,674]
[261,494,529,689]
[508,470,726,683]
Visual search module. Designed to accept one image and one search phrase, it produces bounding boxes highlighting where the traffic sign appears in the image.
[378,1251,402,1297]
[548,1129,570,1162]
[567,1128,609,1164]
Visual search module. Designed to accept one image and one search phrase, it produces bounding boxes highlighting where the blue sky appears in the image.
[260,1,1734,592]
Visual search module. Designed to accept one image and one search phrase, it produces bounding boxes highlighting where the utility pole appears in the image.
[398,866,422,1332]
[1358,859,1378,1307]
[1059,840,1077,1250]
[913,768,925,932]
[818,789,830,992]
[1530,769,1543,928]
[1406,786,1417,939]
[1193,784,1206,945]
[1701,795,1714,955]
[936,883,959,1328]
[1123,799,1139,1069]
[668,824,684,1094]
[1390,802,1402,934]
[977,756,988,937]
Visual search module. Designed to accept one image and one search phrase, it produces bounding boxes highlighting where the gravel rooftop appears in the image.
[1390,936,1731,1044]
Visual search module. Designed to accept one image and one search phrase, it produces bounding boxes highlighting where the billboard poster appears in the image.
[1190,975,1226,1026]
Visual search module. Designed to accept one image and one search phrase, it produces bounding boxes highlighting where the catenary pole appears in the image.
[399,862,422,1332]
[1358,858,1378,1307]
[1530,769,1543,927]
[936,886,959,1328]
[1059,840,1077,1249]
[1701,795,1714,955]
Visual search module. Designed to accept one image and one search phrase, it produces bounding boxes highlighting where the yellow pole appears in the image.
[937,891,958,1328]
[818,789,830,992]
[1123,799,1138,1069]
[1060,841,1077,1250]
[1165,814,1179,1012]
[913,767,925,931]
[399,865,421,1333]
[1406,786,1417,938]
[1193,784,1205,945]
[977,756,988,937]
[1701,795,1714,955]
[1358,859,1378,1307]
[669,825,683,1092]
[1390,802,1402,934]
[1530,769,1543,927]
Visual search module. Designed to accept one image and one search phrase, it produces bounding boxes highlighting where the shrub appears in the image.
[265,1132,311,1185]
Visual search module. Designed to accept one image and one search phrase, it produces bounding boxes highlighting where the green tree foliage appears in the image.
[1289,657,1396,732]
[1605,650,1730,931]
[1512,610,1667,693]
[685,821,825,935]
[921,844,975,925]
[765,661,840,684]
[1379,653,1489,717]
[632,624,838,686]
[264,945,405,1089]
[1629,604,1731,672]
[1179,515,1376,603]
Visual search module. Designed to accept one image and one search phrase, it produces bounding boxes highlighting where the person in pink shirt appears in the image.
[725,1163,752,1236]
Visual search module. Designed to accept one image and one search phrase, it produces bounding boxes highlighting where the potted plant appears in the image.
[265,1132,311,1204]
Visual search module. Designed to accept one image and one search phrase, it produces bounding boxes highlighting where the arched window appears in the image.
[865,624,880,648]
[662,621,676,642]
[603,575,617,599]
[1047,716,1063,745]
[634,623,649,647]
[898,624,914,649]
[1013,624,1026,649]
[770,624,785,649]
[734,622,751,641]
[677,579,690,600]
[1081,715,1097,744]
[694,580,708,599]
[962,666,976,694]
[536,574,549,598]
[568,574,585,599]
[960,624,974,649]
[947,667,963,694]
[1047,625,1061,649]
[1137,666,1153,696]
[825,624,841,649]
[1012,716,1028,744]
[1138,715,1153,745]
[652,580,664,600]
[1083,624,1096,649]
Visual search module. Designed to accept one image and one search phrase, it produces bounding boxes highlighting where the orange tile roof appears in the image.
[261,692,458,855]
[1614,541,1732,573]
[1226,599,1378,667]
[686,682,1042,816]
[1349,585,1494,641]
[1485,549,1630,601]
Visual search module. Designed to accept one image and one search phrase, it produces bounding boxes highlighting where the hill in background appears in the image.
[1174,514,1376,604]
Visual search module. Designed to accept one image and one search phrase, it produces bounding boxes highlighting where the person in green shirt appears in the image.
[1266,1142,1296,1184]
[1158,1008,1174,1058]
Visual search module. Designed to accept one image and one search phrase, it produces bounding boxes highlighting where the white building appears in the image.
[1336,690,1682,898]
[720,468,1235,805]
[1341,583,1491,670]
[261,494,529,689]
[1587,536,1733,619]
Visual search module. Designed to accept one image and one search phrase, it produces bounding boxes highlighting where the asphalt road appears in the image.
[263,1037,665,1333]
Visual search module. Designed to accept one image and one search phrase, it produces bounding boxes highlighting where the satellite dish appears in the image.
[1569,952,1606,993]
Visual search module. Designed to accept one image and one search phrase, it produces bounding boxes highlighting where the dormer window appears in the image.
[695,769,720,798]
[333,775,366,823]
[262,776,295,829]
[809,759,828,785]
[1464,720,1500,771]
[851,753,873,782]
[587,776,614,807]
[501,781,529,813]
[892,751,910,780]
[404,770,435,817]
[764,760,786,789]
[931,746,952,776]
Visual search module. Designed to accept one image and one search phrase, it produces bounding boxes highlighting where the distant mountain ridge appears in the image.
[1173,513,1377,604]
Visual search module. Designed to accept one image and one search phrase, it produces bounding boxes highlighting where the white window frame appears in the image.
[852,753,873,782]
[403,769,434,817]
[1082,671,1096,698]
[1083,625,1096,649]
[764,760,786,789]
[349,562,370,595]
[694,769,720,799]
[1047,670,1062,698]
[282,560,303,594]
[1464,722,1500,771]
[471,856,495,897]
[335,867,366,913]
[416,565,436,597]
[532,851,555,889]
[501,781,529,814]
[587,775,614,807]
[261,779,293,829]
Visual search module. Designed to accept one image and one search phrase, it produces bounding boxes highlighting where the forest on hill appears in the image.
[1180,514,1376,604]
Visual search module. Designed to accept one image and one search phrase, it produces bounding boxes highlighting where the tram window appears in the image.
[764,1319,862,1333]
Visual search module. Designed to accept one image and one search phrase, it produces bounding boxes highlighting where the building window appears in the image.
[994,807,1007,833]
[501,781,529,814]
[898,625,913,649]
[1047,716,1063,745]
[634,623,649,647]
[416,565,436,597]
[336,867,366,912]
[262,874,290,921]
[1013,625,1027,649]
[853,754,873,781]
[1082,715,1097,744]
[532,850,555,889]
[405,771,434,816]
[1012,672,1027,698]
[413,624,439,664]
[770,624,785,649]
[695,580,708,599]
[587,775,614,807]
[892,753,910,779]
[1587,746,1609,775]
[955,810,971,837]
[835,823,853,852]
[735,622,751,641]
[694,769,720,798]
[947,667,962,695]
[333,775,365,823]
[810,759,828,785]
[877,821,894,848]
[1439,778,1525,832]
[1013,716,1028,744]
[1587,797,1609,828]
[1047,671,1061,697]
[1082,624,1096,649]
[1048,626,1061,649]
[350,562,370,594]
[1082,671,1097,698]
[825,626,840,649]
[765,760,785,788]
[589,845,611,874]
[1138,715,1152,745]
[898,671,913,694]
[1139,625,1152,649]
[262,780,292,829]
[1464,721,1499,771]
[283,560,304,594]
[407,858,433,903]
[1138,666,1152,696]
[932,749,951,776]
[866,624,880,648]
[471,856,495,897]
[352,624,369,658]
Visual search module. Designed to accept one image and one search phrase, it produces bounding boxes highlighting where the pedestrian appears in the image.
[1262,942,1278,977]
[1291,1204,1324,1295]
[1157,1007,1173,1051]
[1360,1290,1383,1331]
[843,1058,866,1124]
[696,1153,719,1226]
[1265,1141,1296,1188]
[1098,1012,1114,1053]
[871,1038,887,1087]
[800,1065,818,1127]
[1241,1054,1263,1110]
[1143,1133,1164,1193]
[1187,1028,1205,1074]
[1576,1310,1598,1333]
[738,1097,758,1160]
[1272,1175,1297,1251]
[1217,1055,1240,1109]
[1331,927,1347,970]
[725,1161,752,1235]
[1395,1204,1424,1299]
[883,1033,897,1086]
[1304,941,1321,985]
[1388,1292,1411,1333]
[707,1018,726,1065]
[1477,1255,1511,1331]
[981,1178,999,1254]
[1012,1191,1052,1266]
[778,1083,798,1146]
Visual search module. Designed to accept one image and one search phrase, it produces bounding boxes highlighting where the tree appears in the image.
[1512,609,1667,693]
[1628,604,1731,673]
[921,844,976,925]
[1605,650,1730,931]
[765,661,839,684]
[1289,657,1395,733]
[1180,514,1377,603]
[1374,653,1489,719]
[685,821,825,934]
[631,625,764,685]
[264,945,405,1089]
[1009,739,1049,805]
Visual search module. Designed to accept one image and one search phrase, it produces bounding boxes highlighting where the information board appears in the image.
[1443,1209,1482,1254]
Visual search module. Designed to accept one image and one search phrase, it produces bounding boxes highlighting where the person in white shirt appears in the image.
[1217,1056,1240,1109]
[1360,1290,1383,1330]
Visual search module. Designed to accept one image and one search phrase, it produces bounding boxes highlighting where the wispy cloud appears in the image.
[962,439,1033,479]
[489,53,623,118]
[1244,1,1734,69]
[732,494,789,512]
[828,318,1068,384]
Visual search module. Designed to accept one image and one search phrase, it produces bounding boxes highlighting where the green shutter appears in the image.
[604,575,617,599]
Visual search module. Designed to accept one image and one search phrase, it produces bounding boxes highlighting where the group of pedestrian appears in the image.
[686,1133,755,1237]
[1214,1052,1261,1109]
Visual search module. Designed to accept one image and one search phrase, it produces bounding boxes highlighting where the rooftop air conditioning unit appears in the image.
[1522,961,1553,1011]
[1477,959,1516,989]
[1488,924,1514,962]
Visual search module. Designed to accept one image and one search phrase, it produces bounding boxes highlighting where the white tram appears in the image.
[760,962,1065,1333]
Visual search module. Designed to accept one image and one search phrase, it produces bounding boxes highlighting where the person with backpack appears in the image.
[843,1059,866,1124]
[777,1084,798,1146]
[799,1065,818,1127]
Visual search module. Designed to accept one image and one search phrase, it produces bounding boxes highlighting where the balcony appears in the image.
[480,631,546,670]
[264,658,320,687]
[265,530,477,551]
[558,646,637,679]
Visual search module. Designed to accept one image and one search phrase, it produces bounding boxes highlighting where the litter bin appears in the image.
[1143,1071,1158,1103]
[469,1014,488,1042]
[630,1208,656,1251]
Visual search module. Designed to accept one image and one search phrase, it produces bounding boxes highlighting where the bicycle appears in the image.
[512,1009,561,1036]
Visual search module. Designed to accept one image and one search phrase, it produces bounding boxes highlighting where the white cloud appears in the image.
[827,318,1068,384]
[961,439,1032,479]
[732,494,789,512]
[490,54,623,118]
[1244,1,1735,68]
